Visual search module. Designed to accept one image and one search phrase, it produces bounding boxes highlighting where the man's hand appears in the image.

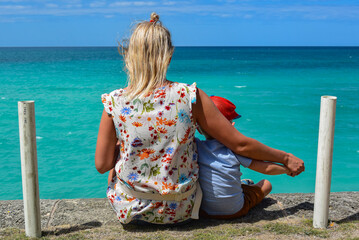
[284,153,305,176]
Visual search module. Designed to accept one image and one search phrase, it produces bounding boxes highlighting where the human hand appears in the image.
[284,153,305,176]
[283,166,295,177]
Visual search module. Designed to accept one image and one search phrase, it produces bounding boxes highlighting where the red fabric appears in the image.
[210,96,240,121]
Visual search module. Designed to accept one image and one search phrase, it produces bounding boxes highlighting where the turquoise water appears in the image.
[0,47,358,200]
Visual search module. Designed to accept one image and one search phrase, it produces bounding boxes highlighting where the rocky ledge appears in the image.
[0,192,358,239]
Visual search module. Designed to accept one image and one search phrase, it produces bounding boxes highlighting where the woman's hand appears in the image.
[284,153,305,176]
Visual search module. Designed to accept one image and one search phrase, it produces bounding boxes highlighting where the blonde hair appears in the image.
[119,12,174,100]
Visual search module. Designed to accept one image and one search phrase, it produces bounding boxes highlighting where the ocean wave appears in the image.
[36,136,43,139]
[235,85,247,88]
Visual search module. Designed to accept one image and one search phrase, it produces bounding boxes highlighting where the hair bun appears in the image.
[150,12,159,23]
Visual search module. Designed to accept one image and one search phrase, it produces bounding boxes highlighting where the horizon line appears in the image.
[1,45,359,48]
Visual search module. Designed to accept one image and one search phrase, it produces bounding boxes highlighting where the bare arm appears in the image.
[192,88,304,175]
[249,160,290,175]
[95,110,118,174]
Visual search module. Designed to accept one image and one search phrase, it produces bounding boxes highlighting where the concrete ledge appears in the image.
[1,192,358,239]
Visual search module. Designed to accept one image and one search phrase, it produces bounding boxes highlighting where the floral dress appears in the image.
[101,82,199,224]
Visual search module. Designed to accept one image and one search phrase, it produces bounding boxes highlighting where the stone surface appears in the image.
[0,199,57,229]
[1,192,358,229]
[49,198,118,227]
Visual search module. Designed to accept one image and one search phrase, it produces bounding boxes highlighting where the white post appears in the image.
[313,96,337,229]
[18,101,41,238]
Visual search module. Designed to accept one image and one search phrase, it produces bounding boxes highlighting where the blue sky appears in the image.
[1,0,359,46]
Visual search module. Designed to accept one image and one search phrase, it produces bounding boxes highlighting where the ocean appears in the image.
[0,47,358,200]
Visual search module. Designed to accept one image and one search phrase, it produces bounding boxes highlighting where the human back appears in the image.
[102,81,198,224]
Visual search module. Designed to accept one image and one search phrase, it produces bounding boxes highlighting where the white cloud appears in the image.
[213,13,232,18]
[65,3,82,8]
[162,1,176,6]
[45,3,58,8]
[0,1,358,22]
[109,1,156,7]
[109,2,132,7]
[90,1,106,8]
[0,4,26,9]
[0,0,24,2]
[64,0,82,3]
[133,1,156,6]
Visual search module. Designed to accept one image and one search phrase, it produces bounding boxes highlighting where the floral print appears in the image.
[102,82,198,224]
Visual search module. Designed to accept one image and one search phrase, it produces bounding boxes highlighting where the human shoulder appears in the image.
[101,88,126,115]
[103,88,126,98]
[102,88,126,103]
[168,81,196,90]
[168,82,197,104]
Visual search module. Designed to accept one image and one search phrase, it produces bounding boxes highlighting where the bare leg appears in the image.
[108,168,116,185]
[253,179,272,197]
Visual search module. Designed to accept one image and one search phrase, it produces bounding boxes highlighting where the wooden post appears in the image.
[313,96,337,229]
[18,101,41,238]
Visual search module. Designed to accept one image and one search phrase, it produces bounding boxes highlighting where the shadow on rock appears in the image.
[42,221,102,236]
[336,211,359,223]
[239,201,314,223]
[124,197,311,232]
